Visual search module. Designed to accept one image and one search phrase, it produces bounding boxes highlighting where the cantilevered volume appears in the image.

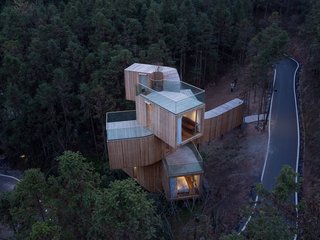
[106,63,244,200]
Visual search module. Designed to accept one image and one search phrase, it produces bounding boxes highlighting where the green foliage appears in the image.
[0,0,259,169]
[220,232,245,240]
[48,151,100,238]
[273,165,298,202]
[247,19,288,89]
[222,165,297,239]
[27,221,61,240]
[0,1,295,168]
[247,210,292,240]
[0,151,162,239]
[247,166,297,239]
[0,192,16,232]
[10,169,49,238]
[89,179,161,239]
[249,20,288,65]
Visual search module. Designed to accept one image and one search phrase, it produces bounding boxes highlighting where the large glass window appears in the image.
[170,175,201,198]
[177,108,203,143]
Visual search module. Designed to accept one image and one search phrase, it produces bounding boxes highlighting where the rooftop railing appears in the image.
[106,110,136,123]
[106,110,152,141]
[136,80,205,114]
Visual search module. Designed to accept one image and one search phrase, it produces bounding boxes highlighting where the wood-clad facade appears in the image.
[135,95,148,127]
[125,63,176,101]
[107,135,163,169]
[136,161,163,192]
[200,98,244,143]
[136,94,205,148]
[107,63,244,200]
[153,103,177,148]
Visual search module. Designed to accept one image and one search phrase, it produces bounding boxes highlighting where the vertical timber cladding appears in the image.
[124,67,136,101]
[124,64,164,101]
[135,95,148,127]
[153,103,177,148]
[161,161,170,199]
[124,67,152,101]
[136,161,163,192]
[201,99,244,143]
[107,135,163,169]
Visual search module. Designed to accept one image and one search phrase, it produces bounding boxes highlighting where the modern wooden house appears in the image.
[106,63,244,200]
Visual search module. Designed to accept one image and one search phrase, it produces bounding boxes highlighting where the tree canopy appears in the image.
[221,165,299,240]
[0,151,162,239]
[0,0,263,170]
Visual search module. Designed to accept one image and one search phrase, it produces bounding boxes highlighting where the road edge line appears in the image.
[290,57,300,240]
[239,67,277,234]
[0,173,20,182]
[261,68,276,182]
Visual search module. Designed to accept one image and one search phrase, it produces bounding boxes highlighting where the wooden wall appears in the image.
[136,161,163,192]
[124,68,164,101]
[124,70,151,101]
[162,162,170,198]
[136,97,207,148]
[153,104,177,148]
[136,94,178,148]
[200,102,244,143]
[124,69,138,101]
[135,95,147,127]
[107,135,162,169]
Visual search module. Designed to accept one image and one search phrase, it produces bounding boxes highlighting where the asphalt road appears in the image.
[0,174,20,192]
[261,58,299,191]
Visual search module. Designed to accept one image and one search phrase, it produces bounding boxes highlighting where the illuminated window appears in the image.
[175,175,200,195]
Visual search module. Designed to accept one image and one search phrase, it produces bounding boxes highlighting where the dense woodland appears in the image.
[1,0,320,239]
[0,0,302,170]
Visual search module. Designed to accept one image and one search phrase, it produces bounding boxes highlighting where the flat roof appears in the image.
[125,63,179,77]
[204,98,243,119]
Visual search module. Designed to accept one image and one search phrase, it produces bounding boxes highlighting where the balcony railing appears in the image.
[136,80,205,114]
[107,110,136,123]
[106,110,153,141]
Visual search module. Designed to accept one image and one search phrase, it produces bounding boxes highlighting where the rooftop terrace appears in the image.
[137,80,205,114]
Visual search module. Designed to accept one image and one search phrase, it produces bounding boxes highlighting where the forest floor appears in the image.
[170,72,268,239]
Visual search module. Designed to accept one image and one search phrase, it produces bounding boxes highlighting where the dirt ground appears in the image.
[172,124,267,240]
[171,73,268,239]
[201,124,267,237]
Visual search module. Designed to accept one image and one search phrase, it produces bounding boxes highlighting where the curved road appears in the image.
[240,58,300,233]
[0,174,20,192]
[261,58,300,192]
